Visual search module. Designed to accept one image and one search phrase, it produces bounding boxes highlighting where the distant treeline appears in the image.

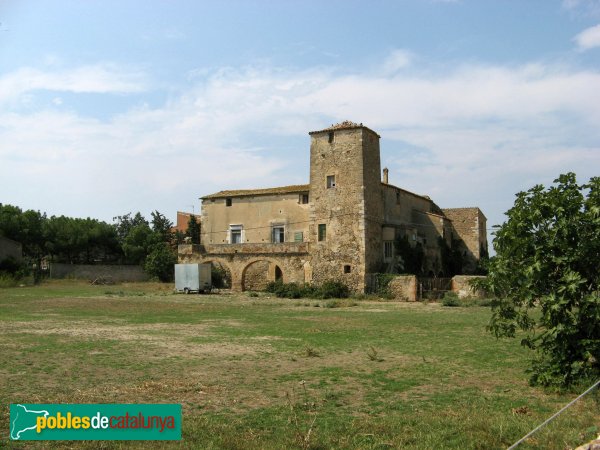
[0,204,198,281]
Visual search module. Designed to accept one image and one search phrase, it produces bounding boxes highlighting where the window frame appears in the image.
[326,175,336,189]
[229,224,243,244]
[318,223,327,242]
[383,241,394,259]
[271,225,285,243]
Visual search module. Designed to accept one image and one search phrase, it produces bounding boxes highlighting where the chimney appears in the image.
[383,167,389,184]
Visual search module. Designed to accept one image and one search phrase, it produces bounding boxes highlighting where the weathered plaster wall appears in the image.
[201,192,310,245]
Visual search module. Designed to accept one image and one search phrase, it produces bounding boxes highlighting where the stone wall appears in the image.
[179,244,309,292]
[451,275,487,299]
[309,126,381,292]
[243,260,270,291]
[388,275,417,301]
[49,264,149,282]
[442,207,487,274]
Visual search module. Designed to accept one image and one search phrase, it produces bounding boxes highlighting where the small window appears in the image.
[344,265,351,274]
[328,131,334,143]
[230,225,243,244]
[327,175,336,189]
[318,224,326,242]
[300,193,309,204]
[384,241,393,259]
[294,232,303,242]
[272,226,285,243]
[396,191,400,205]
[225,198,232,207]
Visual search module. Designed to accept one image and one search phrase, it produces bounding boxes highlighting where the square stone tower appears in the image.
[308,121,384,292]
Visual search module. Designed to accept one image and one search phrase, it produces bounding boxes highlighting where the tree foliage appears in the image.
[186,214,201,244]
[481,173,600,387]
[144,242,177,282]
[1,205,178,282]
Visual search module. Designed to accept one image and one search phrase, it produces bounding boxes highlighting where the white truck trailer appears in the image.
[175,263,212,294]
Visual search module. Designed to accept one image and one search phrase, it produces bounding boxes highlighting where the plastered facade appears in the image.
[179,121,487,292]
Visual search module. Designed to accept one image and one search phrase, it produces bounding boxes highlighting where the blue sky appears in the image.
[1,1,599,249]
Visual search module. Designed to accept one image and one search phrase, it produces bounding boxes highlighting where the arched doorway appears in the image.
[242,260,283,291]
[205,261,232,289]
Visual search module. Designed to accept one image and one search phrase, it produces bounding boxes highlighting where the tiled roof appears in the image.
[309,120,381,137]
[202,184,310,200]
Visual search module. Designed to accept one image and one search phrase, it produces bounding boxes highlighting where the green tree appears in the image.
[113,212,149,244]
[482,173,600,388]
[150,210,174,243]
[186,214,200,244]
[144,242,177,282]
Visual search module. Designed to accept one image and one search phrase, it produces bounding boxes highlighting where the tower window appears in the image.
[225,198,232,207]
[343,265,351,274]
[328,131,334,143]
[318,224,327,242]
[327,175,336,189]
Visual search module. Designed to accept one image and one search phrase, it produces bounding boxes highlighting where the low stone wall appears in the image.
[388,275,417,302]
[49,264,149,282]
[451,275,487,299]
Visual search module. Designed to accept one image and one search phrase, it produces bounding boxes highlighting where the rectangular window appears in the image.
[328,131,334,143]
[396,191,400,205]
[300,193,309,204]
[294,232,303,242]
[272,226,285,243]
[225,198,232,207]
[327,175,336,189]
[344,265,351,274]
[229,225,243,244]
[318,224,326,242]
[384,241,393,259]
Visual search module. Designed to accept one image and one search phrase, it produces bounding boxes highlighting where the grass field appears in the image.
[1,281,598,449]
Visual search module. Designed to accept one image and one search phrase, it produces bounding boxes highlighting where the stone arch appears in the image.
[241,257,284,291]
[201,258,233,289]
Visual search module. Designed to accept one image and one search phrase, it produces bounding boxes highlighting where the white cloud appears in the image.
[0,63,147,107]
[563,0,600,17]
[381,49,413,74]
[574,23,600,49]
[0,53,599,231]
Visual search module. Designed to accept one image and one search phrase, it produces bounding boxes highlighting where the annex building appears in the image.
[178,121,487,292]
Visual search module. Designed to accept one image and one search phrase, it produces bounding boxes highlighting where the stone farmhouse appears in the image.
[178,121,487,292]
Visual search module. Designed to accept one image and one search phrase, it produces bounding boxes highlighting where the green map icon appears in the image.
[10,404,49,440]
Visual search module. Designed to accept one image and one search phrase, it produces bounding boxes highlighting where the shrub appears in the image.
[315,280,349,299]
[442,291,461,307]
[265,280,349,299]
[0,274,18,288]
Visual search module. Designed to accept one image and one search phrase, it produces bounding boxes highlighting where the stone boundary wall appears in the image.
[388,275,417,302]
[451,275,487,299]
[49,264,149,282]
